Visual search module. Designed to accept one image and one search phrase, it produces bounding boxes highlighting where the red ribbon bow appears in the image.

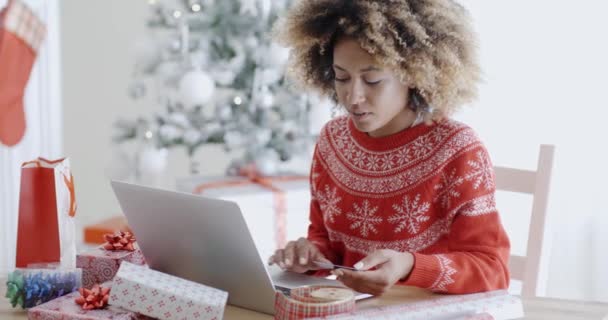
[103,231,136,251]
[75,285,110,310]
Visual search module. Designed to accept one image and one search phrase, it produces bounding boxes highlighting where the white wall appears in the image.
[60,0,233,229]
[458,0,608,301]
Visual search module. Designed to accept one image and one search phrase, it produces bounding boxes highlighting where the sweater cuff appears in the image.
[401,253,438,289]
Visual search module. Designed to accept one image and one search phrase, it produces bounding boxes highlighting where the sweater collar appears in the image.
[347,117,439,152]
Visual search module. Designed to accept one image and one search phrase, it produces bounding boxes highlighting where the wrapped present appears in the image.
[84,216,132,244]
[16,157,77,268]
[177,174,310,261]
[4,268,81,309]
[76,238,146,289]
[27,283,151,320]
[109,261,228,320]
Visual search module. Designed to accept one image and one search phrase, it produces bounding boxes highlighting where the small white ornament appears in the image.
[218,106,233,120]
[224,131,244,148]
[156,61,181,81]
[183,129,202,145]
[265,42,290,67]
[168,38,181,52]
[245,36,258,49]
[178,69,216,107]
[259,87,275,109]
[255,128,273,145]
[261,68,282,85]
[159,124,182,141]
[133,39,162,73]
[254,149,280,176]
[168,112,190,128]
[138,147,168,175]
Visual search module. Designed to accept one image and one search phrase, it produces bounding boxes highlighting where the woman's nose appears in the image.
[346,81,366,106]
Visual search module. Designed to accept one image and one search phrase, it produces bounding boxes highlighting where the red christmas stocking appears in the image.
[0,0,46,146]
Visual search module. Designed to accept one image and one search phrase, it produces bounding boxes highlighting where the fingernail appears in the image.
[354,262,364,270]
[334,270,343,277]
[299,257,306,265]
[284,259,291,266]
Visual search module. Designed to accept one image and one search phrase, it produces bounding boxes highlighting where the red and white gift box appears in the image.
[76,246,146,289]
[109,261,229,320]
[27,286,152,320]
[177,175,310,261]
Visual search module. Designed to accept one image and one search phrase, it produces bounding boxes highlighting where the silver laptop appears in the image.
[110,180,368,315]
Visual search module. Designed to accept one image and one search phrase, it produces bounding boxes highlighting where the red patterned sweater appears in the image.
[307,116,510,294]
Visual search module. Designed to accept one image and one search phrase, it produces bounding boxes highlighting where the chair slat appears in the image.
[494,167,536,194]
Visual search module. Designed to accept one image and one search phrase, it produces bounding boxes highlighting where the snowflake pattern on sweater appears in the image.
[307,116,510,294]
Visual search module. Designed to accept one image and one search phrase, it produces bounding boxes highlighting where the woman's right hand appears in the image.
[268,237,332,273]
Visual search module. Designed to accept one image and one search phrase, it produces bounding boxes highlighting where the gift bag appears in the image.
[15,157,77,268]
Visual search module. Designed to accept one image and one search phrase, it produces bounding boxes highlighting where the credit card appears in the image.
[314,261,359,271]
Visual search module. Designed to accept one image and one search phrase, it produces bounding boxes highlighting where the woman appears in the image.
[269,0,510,296]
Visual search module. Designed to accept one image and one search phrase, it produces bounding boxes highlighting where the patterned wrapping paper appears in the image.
[274,286,356,320]
[27,285,152,320]
[308,290,523,320]
[76,246,146,289]
[109,262,228,320]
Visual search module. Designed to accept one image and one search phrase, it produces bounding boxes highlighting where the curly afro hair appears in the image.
[274,0,481,121]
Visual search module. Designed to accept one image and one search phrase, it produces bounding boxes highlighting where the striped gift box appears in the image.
[2,0,46,52]
[275,286,356,320]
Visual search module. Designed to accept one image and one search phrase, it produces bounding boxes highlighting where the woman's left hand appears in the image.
[332,249,414,296]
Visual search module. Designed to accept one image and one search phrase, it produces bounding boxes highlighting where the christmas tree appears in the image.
[115,0,314,175]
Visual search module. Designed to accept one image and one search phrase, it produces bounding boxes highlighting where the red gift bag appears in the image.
[15,157,77,268]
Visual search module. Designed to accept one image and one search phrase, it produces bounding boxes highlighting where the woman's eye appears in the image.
[334,77,349,83]
[365,79,382,85]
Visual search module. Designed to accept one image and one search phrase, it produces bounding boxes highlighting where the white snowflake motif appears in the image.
[430,255,457,292]
[465,151,494,190]
[388,194,431,234]
[411,135,435,158]
[366,154,381,171]
[347,200,382,237]
[316,185,343,223]
[352,150,367,168]
[394,147,411,166]
[334,131,351,150]
[433,168,464,209]
[342,143,357,161]
[380,154,394,171]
